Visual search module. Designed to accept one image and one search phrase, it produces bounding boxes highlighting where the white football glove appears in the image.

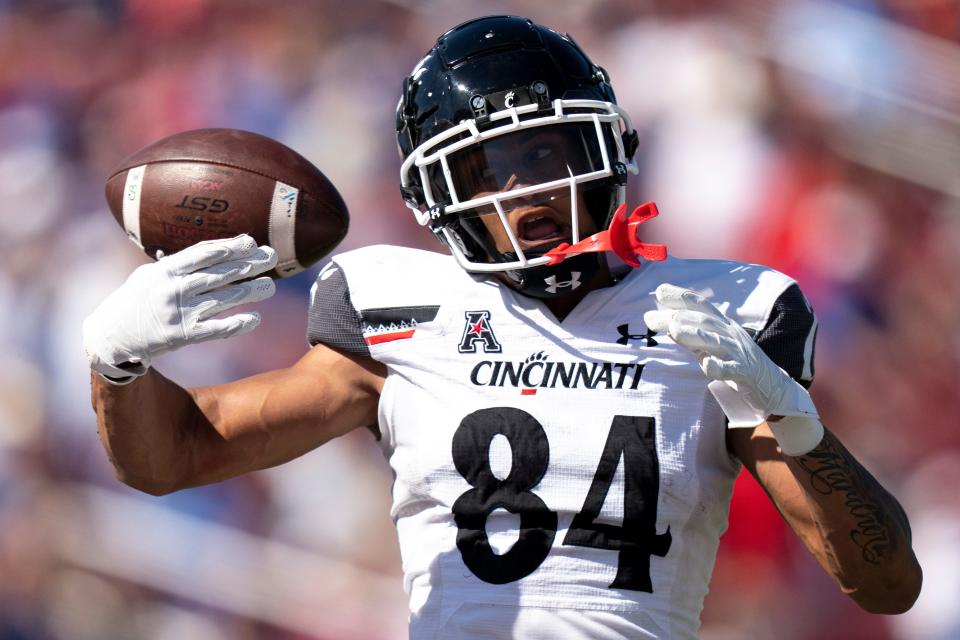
[83,235,277,385]
[644,283,823,456]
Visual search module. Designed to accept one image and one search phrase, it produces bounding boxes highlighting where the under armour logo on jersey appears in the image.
[544,272,581,294]
[616,324,658,347]
[459,310,502,353]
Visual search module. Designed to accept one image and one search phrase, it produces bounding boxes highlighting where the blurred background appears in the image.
[1,0,958,638]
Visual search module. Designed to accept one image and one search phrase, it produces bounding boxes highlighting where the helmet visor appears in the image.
[437,122,606,204]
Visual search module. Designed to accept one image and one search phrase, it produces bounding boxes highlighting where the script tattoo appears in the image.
[794,432,906,565]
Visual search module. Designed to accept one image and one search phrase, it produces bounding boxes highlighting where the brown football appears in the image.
[105,128,349,278]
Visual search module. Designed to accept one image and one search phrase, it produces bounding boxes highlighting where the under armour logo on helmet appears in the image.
[544,272,581,294]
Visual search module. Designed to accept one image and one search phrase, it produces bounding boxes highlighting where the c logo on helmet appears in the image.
[504,91,516,108]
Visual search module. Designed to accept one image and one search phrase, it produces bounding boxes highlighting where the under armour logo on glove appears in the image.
[544,272,581,294]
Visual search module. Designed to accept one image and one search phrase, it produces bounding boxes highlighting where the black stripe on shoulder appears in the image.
[362,306,440,326]
[306,264,370,358]
[755,284,817,386]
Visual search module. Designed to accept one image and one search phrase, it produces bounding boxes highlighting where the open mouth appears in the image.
[516,207,570,248]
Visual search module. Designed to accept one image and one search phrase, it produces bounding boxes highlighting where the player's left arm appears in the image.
[645,284,922,615]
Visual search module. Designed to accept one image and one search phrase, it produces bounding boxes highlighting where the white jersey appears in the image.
[307,246,816,639]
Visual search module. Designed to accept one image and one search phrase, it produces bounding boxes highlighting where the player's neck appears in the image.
[543,262,615,321]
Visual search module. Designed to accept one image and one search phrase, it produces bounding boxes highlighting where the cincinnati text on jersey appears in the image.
[469,351,645,395]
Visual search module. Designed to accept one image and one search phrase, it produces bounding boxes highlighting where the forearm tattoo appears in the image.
[794,430,910,566]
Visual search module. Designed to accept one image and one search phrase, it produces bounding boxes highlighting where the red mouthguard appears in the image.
[543,202,668,267]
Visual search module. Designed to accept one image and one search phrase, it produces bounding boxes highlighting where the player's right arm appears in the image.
[84,235,383,495]
[91,343,384,495]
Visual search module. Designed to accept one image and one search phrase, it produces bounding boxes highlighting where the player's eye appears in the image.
[523,143,567,182]
[527,145,555,163]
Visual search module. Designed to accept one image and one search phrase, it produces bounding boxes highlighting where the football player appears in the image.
[84,15,921,639]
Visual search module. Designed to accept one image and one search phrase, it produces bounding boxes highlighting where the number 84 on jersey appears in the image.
[451,407,673,593]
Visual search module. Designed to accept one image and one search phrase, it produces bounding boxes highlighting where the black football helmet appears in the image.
[397,15,639,298]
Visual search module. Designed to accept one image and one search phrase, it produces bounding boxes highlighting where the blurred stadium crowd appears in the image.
[1,0,959,638]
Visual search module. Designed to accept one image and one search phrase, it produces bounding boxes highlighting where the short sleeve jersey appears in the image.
[307,246,817,639]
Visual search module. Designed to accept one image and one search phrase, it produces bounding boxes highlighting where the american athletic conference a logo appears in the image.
[458,310,502,353]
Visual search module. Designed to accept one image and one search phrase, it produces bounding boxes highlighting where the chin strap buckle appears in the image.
[543,202,667,267]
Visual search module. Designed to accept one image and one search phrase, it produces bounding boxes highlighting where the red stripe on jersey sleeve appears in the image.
[364,329,416,345]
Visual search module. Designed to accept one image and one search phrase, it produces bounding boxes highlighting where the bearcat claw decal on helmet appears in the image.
[396,15,649,298]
